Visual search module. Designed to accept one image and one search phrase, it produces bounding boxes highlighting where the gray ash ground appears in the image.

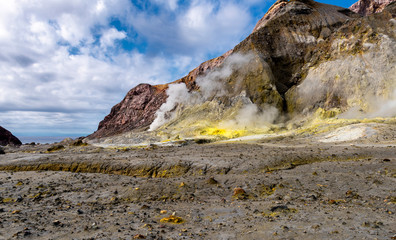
[0,139,395,239]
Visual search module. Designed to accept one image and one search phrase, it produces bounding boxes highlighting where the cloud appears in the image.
[178,1,251,48]
[0,0,271,136]
[100,28,127,48]
[0,111,97,136]
[129,0,254,59]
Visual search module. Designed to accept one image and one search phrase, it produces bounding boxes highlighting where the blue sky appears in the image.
[0,0,358,137]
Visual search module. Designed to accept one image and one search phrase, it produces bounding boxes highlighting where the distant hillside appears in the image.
[0,126,22,146]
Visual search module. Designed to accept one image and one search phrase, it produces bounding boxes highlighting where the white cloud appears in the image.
[100,28,126,48]
[0,0,179,135]
[0,0,266,136]
[178,0,251,48]
[129,0,253,59]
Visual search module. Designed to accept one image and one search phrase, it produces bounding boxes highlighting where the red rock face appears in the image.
[0,126,22,146]
[88,84,167,139]
[349,0,395,15]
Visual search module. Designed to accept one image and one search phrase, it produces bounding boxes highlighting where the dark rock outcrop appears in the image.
[349,0,395,16]
[0,126,22,146]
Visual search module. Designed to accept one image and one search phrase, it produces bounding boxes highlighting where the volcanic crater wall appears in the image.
[89,0,396,139]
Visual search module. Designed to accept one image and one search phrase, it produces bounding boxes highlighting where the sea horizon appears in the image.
[18,136,87,144]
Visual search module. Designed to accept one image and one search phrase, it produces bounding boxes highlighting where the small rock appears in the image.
[207,177,218,185]
[77,209,84,214]
[160,215,185,224]
[270,205,289,212]
[233,188,247,200]
[71,139,88,147]
[281,225,289,230]
[23,230,31,236]
[160,210,168,214]
[53,220,61,226]
[143,224,153,230]
[46,145,65,152]
[133,234,146,239]
[362,222,371,228]
[312,224,321,230]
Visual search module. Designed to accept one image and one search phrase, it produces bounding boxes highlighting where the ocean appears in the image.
[18,136,81,144]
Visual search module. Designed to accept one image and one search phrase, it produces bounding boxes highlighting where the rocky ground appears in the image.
[0,123,395,239]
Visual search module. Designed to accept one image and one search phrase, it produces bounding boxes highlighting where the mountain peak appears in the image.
[252,0,357,34]
[349,0,395,15]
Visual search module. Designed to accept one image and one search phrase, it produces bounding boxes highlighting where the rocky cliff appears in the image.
[89,0,396,140]
[349,0,395,16]
[0,126,22,146]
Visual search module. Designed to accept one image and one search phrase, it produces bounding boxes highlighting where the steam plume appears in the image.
[149,83,191,131]
[149,52,278,132]
[221,102,279,129]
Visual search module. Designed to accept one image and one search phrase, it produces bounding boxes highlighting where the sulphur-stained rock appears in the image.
[349,0,395,16]
[0,126,21,146]
[90,0,396,140]
[159,215,185,224]
[285,5,396,115]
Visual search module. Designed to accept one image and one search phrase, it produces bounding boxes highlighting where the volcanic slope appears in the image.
[89,0,396,144]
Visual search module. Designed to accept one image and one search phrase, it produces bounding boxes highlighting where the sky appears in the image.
[0,0,358,137]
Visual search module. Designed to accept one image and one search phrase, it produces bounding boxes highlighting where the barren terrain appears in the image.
[0,122,395,239]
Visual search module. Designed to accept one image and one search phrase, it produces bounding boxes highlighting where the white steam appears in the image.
[222,102,279,129]
[297,34,396,119]
[369,90,396,118]
[149,52,278,131]
[196,53,253,99]
[149,83,191,131]
[340,89,396,119]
